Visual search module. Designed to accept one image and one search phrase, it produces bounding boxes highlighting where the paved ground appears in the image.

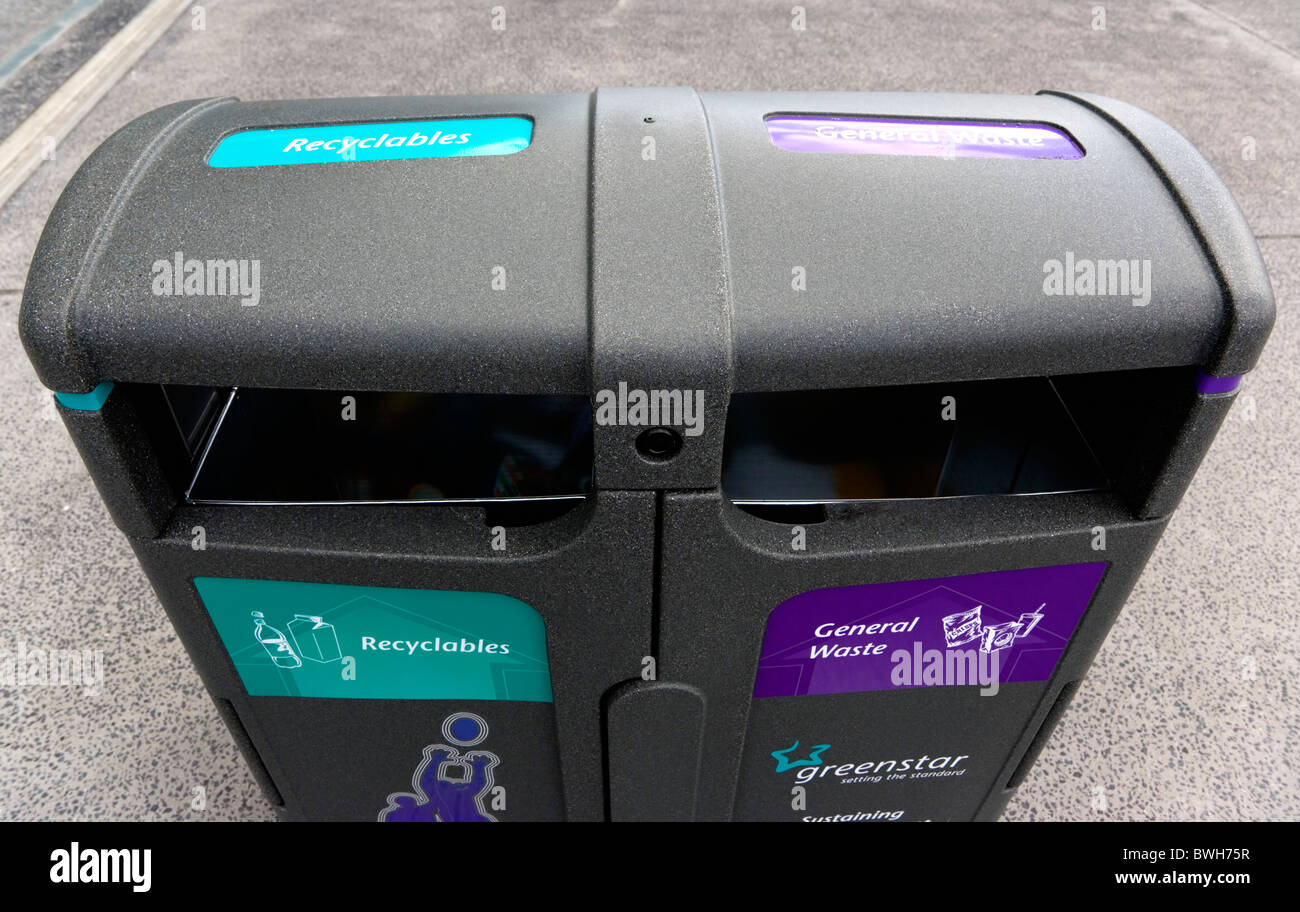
[0,0,96,69]
[0,0,153,139]
[0,0,1296,821]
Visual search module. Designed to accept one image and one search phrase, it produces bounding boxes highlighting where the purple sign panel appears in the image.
[753,563,1107,698]
[765,115,1084,160]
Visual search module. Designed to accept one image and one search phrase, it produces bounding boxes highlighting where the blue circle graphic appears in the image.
[450,716,482,743]
[441,711,488,746]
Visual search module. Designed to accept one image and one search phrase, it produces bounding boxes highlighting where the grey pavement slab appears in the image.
[0,0,1296,821]
[0,0,99,78]
[1204,0,1300,56]
[0,0,155,140]
[0,291,271,820]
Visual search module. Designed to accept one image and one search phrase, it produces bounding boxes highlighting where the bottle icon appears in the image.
[252,611,302,669]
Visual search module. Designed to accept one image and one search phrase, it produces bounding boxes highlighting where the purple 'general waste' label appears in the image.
[765,115,1084,160]
[753,563,1107,698]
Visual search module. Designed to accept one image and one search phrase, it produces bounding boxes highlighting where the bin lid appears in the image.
[700,90,1272,390]
[22,89,1271,396]
[21,93,593,396]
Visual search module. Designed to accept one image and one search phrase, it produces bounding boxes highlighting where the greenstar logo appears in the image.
[771,740,830,773]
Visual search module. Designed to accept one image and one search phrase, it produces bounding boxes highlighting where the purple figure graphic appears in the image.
[380,713,500,822]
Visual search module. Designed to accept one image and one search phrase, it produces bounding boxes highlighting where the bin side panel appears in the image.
[605,680,707,822]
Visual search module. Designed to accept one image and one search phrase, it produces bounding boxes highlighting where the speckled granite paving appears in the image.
[0,0,1296,821]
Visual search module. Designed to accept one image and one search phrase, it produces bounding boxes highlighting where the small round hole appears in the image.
[643,116,655,124]
[636,427,682,461]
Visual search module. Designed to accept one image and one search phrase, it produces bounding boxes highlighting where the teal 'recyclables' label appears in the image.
[195,577,552,701]
[207,116,532,167]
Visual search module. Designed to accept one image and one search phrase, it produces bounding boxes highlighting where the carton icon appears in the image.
[287,614,342,664]
[979,621,1024,653]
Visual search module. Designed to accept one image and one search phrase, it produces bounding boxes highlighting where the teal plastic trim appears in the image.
[54,381,114,411]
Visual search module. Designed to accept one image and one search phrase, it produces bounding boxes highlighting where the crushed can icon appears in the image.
[287,614,342,664]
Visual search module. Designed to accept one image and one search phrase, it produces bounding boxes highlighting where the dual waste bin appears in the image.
[20,88,1272,821]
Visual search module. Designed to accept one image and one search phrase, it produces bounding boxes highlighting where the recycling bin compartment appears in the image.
[21,92,651,822]
[44,377,648,822]
[22,87,1272,823]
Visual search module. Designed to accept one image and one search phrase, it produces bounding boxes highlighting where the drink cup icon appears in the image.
[1016,608,1045,639]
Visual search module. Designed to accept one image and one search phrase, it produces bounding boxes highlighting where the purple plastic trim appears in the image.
[765,115,1084,160]
[1195,371,1242,395]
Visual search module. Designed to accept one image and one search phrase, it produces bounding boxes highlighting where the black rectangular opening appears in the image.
[1005,681,1080,790]
[169,388,592,505]
[723,369,1191,506]
[160,385,225,459]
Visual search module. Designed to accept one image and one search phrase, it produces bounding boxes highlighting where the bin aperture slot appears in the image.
[185,389,593,505]
[722,377,1109,505]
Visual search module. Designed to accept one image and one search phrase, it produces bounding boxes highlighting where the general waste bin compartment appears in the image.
[721,368,1189,505]
[182,387,593,504]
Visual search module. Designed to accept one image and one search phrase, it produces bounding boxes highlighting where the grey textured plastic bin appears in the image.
[20,88,1272,821]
